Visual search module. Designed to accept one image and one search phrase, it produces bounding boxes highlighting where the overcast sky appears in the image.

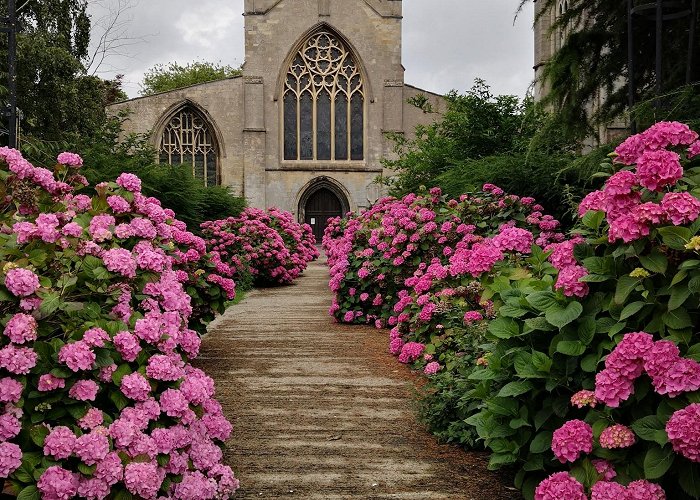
[87,0,535,100]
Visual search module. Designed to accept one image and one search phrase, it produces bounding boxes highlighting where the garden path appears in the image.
[196,254,520,500]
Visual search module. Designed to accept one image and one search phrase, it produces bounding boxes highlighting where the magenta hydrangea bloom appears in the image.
[78,408,104,430]
[636,150,683,191]
[0,442,22,478]
[174,470,218,500]
[592,459,617,481]
[551,419,593,463]
[604,170,638,196]
[591,481,627,500]
[0,344,37,374]
[0,377,22,403]
[0,413,21,440]
[38,466,79,500]
[38,373,66,391]
[570,390,598,409]
[57,151,83,167]
[626,480,666,499]
[116,172,142,193]
[120,372,151,401]
[398,342,425,364]
[4,267,40,297]
[595,368,636,407]
[661,191,700,226]
[58,340,95,371]
[666,403,700,462]
[599,424,636,449]
[555,265,589,298]
[44,426,77,460]
[3,313,37,344]
[113,331,141,362]
[424,361,441,375]
[534,472,587,500]
[75,432,110,465]
[124,462,162,499]
[68,379,99,401]
[102,248,137,278]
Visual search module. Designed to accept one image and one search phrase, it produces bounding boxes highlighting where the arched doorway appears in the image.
[298,178,350,242]
[305,188,342,241]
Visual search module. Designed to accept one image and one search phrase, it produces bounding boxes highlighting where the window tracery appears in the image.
[158,107,219,187]
[283,30,365,161]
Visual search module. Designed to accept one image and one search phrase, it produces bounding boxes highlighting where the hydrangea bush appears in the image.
[202,208,317,286]
[0,149,239,499]
[326,122,700,499]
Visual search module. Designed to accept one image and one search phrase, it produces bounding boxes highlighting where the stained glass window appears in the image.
[284,30,364,161]
[158,107,219,186]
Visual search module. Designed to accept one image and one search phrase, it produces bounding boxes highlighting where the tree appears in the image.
[522,0,700,139]
[139,61,242,96]
[0,0,126,142]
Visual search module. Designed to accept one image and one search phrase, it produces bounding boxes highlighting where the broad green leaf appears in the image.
[639,251,668,274]
[38,292,61,317]
[679,461,700,498]
[531,351,552,373]
[525,291,560,312]
[556,340,586,356]
[577,316,596,345]
[486,397,519,417]
[17,486,40,500]
[529,431,552,454]
[29,425,49,447]
[111,364,132,385]
[497,381,534,398]
[523,317,556,332]
[631,416,668,446]
[614,275,642,305]
[643,445,674,479]
[580,354,599,372]
[514,352,545,379]
[658,226,693,250]
[620,301,646,320]
[488,317,520,339]
[668,286,691,311]
[499,304,529,318]
[581,210,605,230]
[671,270,688,286]
[690,276,700,294]
[662,307,692,329]
[545,302,583,328]
[583,256,613,275]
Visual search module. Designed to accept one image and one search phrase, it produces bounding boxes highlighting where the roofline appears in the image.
[403,83,445,99]
[107,74,243,106]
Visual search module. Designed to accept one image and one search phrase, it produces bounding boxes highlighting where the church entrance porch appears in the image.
[297,177,350,242]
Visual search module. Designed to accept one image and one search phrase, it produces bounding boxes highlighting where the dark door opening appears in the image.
[304,188,343,242]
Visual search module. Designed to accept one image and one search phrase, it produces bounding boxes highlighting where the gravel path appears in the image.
[196,255,521,500]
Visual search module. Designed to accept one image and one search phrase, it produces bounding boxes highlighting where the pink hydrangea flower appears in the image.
[82,327,109,348]
[58,341,95,371]
[595,368,636,407]
[3,313,37,344]
[174,471,218,500]
[4,268,40,297]
[0,377,22,403]
[661,191,700,226]
[591,481,627,500]
[124,462,162,499]
[38,466,79,500]
[424,361,441,375]
[116,173,142,193]
[592,459,617,481]
[69,379,99,401]
[626,480,666,499]
[493,226,534,253]
[599,424,636,449]
[102,248,137,278]
[0,413,20,440]
[113,331,141,362]
[0,442,22,478]
[555,265,589,298]
[0,344,37,374]
[146,354,185,381]
[107,195,131,214]
[604,170,638,196]
[398,342,425,364]
[635,150,683,191]
[78,408,104,430]
[535,472,587,500]
[44,426,77,460]
[551,419,593,463]
[666,403,700,462]
[121,372,151,401]
[38,373,66,391]
[75,432,110,465]
[94,452,123,486]
[570,390,598,409]
[57,152,83,167]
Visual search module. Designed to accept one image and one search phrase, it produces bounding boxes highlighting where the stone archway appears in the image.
[297,177,350,242]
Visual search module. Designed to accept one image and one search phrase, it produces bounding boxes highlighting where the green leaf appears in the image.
[14,460,35,483]
[671,270,688,286]
[523,317,556,332]
[620,301,646,320]
[545,302,583,328]
[16,486,40,500]
[581,354,599,372]
[113,491,134,500]
[583,256,613,275]
[679,461,700,498]
[77,463,96,476]
[556,340,586,356]
[531,351,552,373]
[111,364,132,385]
[29,425,50,447]
[109,391,129,411]
[639,250,669,274]
[486,397,519,417]
[662,307,692,329]
[689,276,700,294]
[497,381,534,398]
[582,210,605,230]
[643,445,674,479]
[668,286,691,311]
[525,291,560,312]
[38,292,61,317]
[658,226,693,250]
[488,317,521,339]
[577,316,596,345]
[614,275,642,305]
[499,304,529,318]
[529,431,552,454]
[631,416,668,446]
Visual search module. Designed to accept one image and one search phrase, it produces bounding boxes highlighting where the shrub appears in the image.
[0,149,239,498]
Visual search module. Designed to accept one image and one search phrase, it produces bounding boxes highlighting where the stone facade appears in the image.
[109,0,444,229]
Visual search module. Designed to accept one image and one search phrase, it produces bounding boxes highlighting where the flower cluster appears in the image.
[0,150,240,499]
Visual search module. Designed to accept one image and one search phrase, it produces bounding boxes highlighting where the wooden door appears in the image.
[304,188,343,241]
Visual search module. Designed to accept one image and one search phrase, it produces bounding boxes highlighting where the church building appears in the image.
[109,0,444,239]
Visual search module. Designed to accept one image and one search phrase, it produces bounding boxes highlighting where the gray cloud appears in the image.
[87,0,534,99]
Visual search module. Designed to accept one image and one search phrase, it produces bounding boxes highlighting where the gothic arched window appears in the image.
[283,30,365,162]
[158,107,219,187]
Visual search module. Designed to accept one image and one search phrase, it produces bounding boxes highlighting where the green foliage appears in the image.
[140,61,242,96]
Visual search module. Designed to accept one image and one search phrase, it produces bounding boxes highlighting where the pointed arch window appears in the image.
[283,30,365,162]
[158,107,219,187]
